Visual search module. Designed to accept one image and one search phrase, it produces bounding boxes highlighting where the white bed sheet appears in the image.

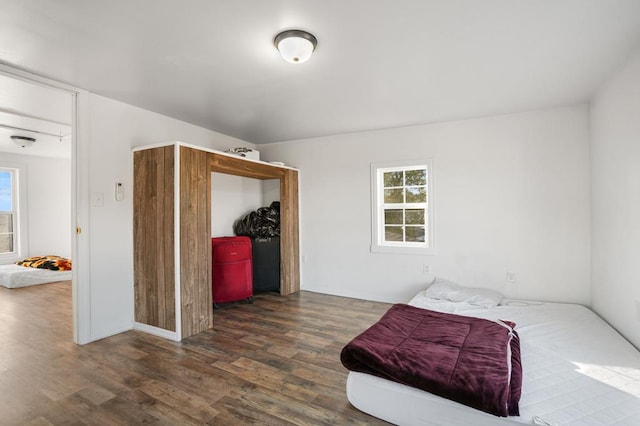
[0,264,72,288]
[346,292,640,426]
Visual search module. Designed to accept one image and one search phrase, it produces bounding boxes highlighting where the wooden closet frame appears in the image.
[133,143,299,341]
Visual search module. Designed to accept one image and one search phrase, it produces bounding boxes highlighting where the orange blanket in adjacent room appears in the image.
[15,255,72,271]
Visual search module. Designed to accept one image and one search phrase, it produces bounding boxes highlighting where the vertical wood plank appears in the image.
[163,147,176,331]
[133,147,176,331]
[196,149,212,331]
[198,152,213,331]
[133,150,149,325]
[180,147,194,338]
[180,147,213,339]
[279,169,300,295]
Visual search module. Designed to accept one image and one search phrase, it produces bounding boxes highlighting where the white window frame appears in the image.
[371,159,434,255]
[0,163,28,264]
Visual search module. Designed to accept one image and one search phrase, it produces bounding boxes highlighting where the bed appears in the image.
[0,257,72,289]
[342,281,640,426]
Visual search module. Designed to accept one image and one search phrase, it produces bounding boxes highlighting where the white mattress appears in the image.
[0,264,72,288]
[346,292,640,426]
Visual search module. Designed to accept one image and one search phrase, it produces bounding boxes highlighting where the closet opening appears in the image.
[133,143,299,340]
[211,175,281,307]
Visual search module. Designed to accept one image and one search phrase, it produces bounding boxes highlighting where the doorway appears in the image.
[0,65,87,343]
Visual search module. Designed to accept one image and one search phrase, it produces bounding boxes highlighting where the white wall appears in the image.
[0,153,71,261]
[261,105,591,305]
[211,173,263,237]
[86,94,255,341]
[210,175,281,237]
[263,179,281,206]
[590,50,640,349]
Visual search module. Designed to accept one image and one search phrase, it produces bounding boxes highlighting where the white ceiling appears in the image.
[0,74,72,158]
[1,0,640,145]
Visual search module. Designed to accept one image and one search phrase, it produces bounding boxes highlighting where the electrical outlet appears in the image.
[506,271,517,284]
[423,264,431,274]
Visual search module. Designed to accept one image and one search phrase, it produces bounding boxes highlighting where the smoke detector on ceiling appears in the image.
[11,135,36,148]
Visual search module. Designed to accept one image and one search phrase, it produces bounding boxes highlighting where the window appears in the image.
[0,164,26,262]
[371,159,434,254]
[0,168,16,255]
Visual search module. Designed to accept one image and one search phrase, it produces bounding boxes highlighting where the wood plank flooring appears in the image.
[0,282,392,425]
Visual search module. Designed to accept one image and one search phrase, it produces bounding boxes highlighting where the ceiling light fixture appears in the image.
[11,135,36,148]
[274,30,317,64]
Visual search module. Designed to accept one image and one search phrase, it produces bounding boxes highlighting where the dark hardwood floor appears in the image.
[0,282,392,425]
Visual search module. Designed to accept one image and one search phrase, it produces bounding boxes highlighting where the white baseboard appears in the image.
[133,322,181,341]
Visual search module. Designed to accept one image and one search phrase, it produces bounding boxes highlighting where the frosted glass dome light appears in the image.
[274,30,317,64]
[11,135,35,148]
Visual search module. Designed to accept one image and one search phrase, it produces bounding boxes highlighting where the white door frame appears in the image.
[0,64,91,344]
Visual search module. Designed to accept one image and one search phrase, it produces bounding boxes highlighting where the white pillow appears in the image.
[425,278,503,308]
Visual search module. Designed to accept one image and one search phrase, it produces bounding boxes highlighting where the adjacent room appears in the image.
[0,1,639,424]
[0,74,73,291]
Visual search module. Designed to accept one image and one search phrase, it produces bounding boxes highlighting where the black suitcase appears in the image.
[252,237,280,293]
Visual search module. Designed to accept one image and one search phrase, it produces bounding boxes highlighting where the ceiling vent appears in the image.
[11,135,36,148]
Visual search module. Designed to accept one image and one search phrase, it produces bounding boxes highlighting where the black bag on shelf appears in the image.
[234,201,280,238]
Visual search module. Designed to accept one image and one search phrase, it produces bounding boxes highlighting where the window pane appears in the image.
[0,171,12,211]
[0,213,12,232]
[384,188,403,203]
[405,226,425,242]
[405,169,426,186]
[405,209,424,225]
[384,209,403,225]
[373,161,432,252]
[0,234,13,253]
[405,187,426,203]
[383,171,403,187]
[384,226,403,241]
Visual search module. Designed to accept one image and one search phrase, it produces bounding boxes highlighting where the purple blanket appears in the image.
[341,304,522,417]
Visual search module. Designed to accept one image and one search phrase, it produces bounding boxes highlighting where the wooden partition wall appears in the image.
[133,143,300,340]
[133,146,176,332]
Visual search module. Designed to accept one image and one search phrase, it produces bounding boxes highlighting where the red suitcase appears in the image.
[211,236,253,306]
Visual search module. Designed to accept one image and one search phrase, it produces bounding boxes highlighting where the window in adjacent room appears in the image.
[371,159,434,254]
[0,165,25,262]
